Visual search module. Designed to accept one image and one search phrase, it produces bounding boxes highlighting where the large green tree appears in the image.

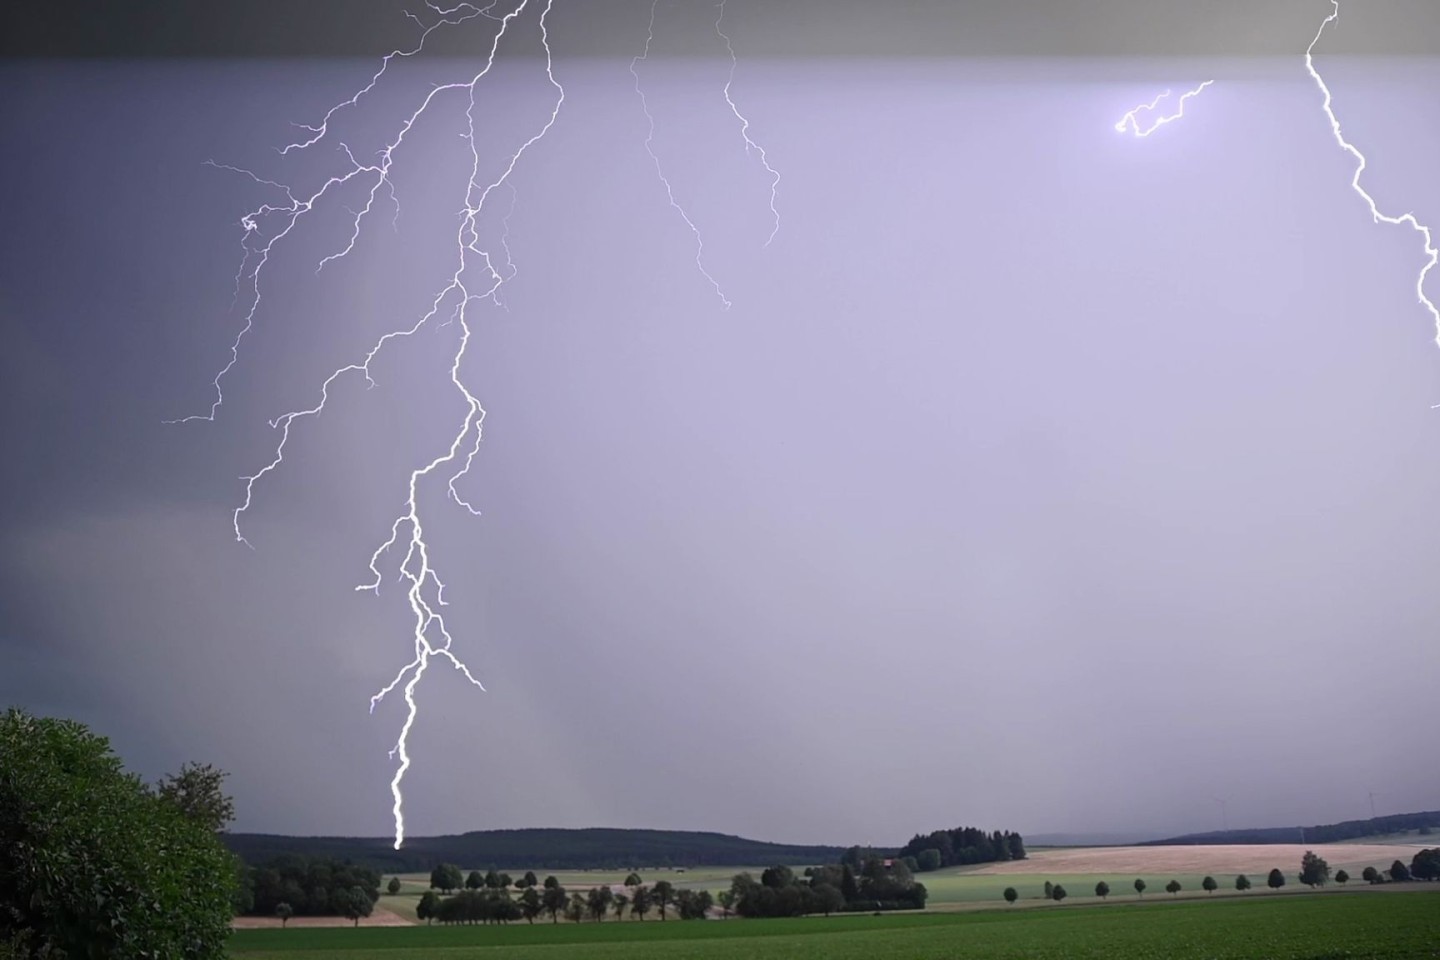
[1299,851,1330,888]
[0,708,237,959]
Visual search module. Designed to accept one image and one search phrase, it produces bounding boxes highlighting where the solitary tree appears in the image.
[1300,851,1330,888]
[1043,881,1054,899]
[341,886,373,927]
[275,902,294,928]
[417,891,439,925]
[1003,887,1018,905]
[1390,860,1411,882]
[521,871,539,889]
[586,886,613,922]
[1361,866,1379,884]
[465,870,484,891]
[624,872,643,888]
[612,892,630,922]
[1202,876,1217,894]
[543,875,560,890]
[484,870,503,890]
[1133,878,1147,897]
[1267,868,1286,890]
[387,877,403,896]
[1051,884,1067,902]
[1094,881,1109,899]
[1334,869,1349,885]
[1165,880,1182,896]
[1235,874,1251,892]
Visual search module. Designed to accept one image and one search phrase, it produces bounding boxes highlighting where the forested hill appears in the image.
[1140,810,1440,847]
[224,828,850,872]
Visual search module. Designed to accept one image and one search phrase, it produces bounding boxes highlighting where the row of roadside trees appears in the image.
[417,869,711,925]
[1002,848,1440,904]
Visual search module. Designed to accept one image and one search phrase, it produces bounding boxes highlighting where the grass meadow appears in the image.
[230,889,1440,959]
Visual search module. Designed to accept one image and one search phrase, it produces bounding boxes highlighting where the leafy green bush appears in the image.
[0,708,236,958]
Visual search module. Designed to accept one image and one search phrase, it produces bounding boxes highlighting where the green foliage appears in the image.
[521,870,539,888]
[1094,881,1109,899]
[1050,884,1067,902]
[1389,859,1411,882]
[1133,877,1146,896]
[342,885,373,926]
[1334,869,1349,884]
[155,761,236,834]
[434,890,523,924]
[466,870,484,890]
[1361,866,1379,884]
[386,876,402,895]
[623,872,642,888]
[0,708,236,959]
[274,902,293,927]
[246,855,380,917]
[1410,848,1440,881]
[1165,880,1182,896]
[1299,850,1329,887]
[520,886,542,923]
[897,827,1025,869]
[916,848,942,872]
[542,883,569,922]
[1266,868,1285,890]
[417,890,438,924]
[1202,876,1217,893]
[1235,874,1250,891]
[431,863,465,893]
[1002,886,1018,904]
[652,880,675,920]
[1043,880,1053,899]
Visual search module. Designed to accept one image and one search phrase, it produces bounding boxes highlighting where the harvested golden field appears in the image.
[967,843,1429,876]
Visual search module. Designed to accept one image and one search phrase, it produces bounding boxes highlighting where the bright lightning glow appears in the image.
[715,0,781,246]
[631,0,731,308]
[184,0,563,849]
[1305,0,1440,348]
[1114,80,1213,137]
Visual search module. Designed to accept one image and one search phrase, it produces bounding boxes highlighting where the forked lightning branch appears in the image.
[175,0,777,848]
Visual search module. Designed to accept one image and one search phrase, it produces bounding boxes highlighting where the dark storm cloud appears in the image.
[6,0,1440,59]
[3,1,1440,846]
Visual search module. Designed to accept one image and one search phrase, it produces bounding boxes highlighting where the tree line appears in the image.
[415,868,712,925]
[225,827,849,873]
[1143,811,1440,847]
[239,854,382,923]
[998,848,1440,904]
[729,857,928,917]
[896,825,1027,870]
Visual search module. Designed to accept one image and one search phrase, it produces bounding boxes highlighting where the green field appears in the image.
[231,889,1439,959]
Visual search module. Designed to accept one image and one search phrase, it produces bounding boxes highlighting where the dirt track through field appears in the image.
[966,844,1430,876]
[232,906,412,928]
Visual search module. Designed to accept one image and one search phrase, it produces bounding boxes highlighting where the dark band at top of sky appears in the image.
[4,0,1440,60]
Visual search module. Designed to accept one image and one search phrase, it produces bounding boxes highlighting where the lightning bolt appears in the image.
[715,0,781,246]
[178,0,562,848]
[1114,80,1213,137]
[631,0,732,308]
[1305,0,1440,347]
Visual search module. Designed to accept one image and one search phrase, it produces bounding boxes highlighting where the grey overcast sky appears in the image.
[3,1,1439,847]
